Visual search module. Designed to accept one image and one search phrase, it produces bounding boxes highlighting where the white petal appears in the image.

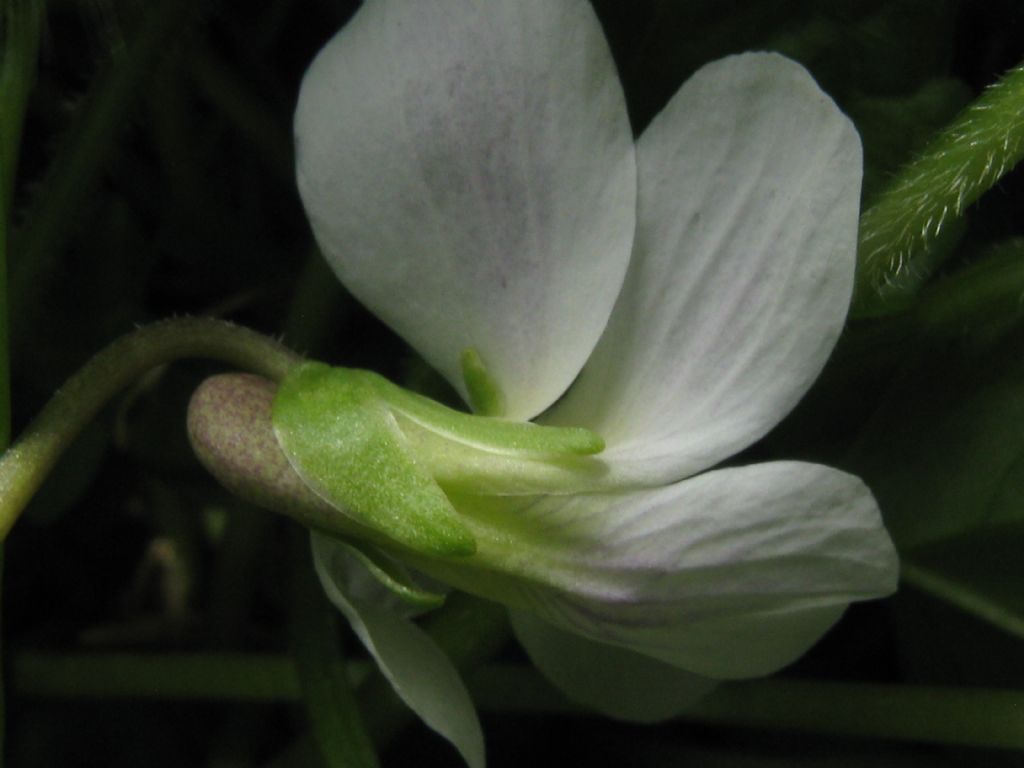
[548,53,862,484]
[295,0,636,420]
[428,462,896,679]
[510,609,717,722]
[312,533,485,768]
[312,535,447,618]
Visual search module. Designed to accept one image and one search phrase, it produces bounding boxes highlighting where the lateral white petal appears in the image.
[511,609,718,722]
[549,53,861,484]
[295,0,636,420]
[312,533,484,768]
[438,462,896,679]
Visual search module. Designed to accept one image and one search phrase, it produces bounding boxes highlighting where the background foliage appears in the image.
[3,0,1024,765]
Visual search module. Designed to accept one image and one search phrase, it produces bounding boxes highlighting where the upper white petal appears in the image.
[424,462,897,680]
[548,53,862,484]
[313,533,484,768]
[295,0,636,420]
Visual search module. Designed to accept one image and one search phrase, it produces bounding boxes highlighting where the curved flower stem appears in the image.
[854,60,1024,316]
[0,317,301,540]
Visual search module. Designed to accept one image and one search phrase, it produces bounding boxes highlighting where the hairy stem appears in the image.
[0,317,300,539]
[854,61,1024,316]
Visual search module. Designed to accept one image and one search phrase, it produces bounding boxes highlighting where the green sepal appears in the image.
[370,371,604,457]
[460,347,505,417]
[329,536,446,610]
[272,362,476,558]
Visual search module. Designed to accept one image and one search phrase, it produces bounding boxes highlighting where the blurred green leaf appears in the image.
[847,334,1024,549]
[846,331,1024,646]
[902,522,1024,639]
[842,0,958,96]
[910,238,1024,346]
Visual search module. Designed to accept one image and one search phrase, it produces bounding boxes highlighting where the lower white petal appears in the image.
[422,462,897,680]
[511,609,718,722]
[312,533,485,768]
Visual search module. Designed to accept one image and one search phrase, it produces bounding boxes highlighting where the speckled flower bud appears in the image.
[186,373,369,538]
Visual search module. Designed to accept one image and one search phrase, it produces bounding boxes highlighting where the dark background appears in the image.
[5,1,1024,765]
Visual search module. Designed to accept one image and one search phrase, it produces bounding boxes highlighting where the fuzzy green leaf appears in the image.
[846,336,1024,550]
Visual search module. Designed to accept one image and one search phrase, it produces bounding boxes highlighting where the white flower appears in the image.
[289,0,899,764]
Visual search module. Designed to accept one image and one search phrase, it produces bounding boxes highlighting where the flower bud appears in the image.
[186,373,371,539]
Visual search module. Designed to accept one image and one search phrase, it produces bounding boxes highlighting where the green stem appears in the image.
[1,3,43,759]
[13,652,309,700]
[0,546,4,765]
[687,678,1024,750]
[16,654,1024,751]
[287,532,379,768]
[282,248,348,357]
[470,666,1024,751]
[9,0,205,335]
[0,0,43,228]
[207,504,277,646]
[854,60,1024,316]
[900,559,1024,640]
[0,317,300,540]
